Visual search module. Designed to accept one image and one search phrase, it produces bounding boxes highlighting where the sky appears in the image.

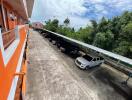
[31,0,132,29]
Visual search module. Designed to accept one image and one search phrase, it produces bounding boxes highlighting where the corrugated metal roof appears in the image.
[44,29,132,65]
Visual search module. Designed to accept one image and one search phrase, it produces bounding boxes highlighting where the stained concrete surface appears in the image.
[25,30,97,100]
[25,29,132,100]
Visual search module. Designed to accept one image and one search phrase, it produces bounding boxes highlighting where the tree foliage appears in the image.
[94,31,114,50]
[45,19,59,32]
[44,11,132,58]
[64,18,70,26]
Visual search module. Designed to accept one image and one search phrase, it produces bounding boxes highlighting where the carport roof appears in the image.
[44,29,132,65]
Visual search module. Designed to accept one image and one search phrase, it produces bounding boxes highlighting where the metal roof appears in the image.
[43,29,132,65]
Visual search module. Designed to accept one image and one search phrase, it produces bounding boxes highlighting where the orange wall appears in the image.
[0,1,29,99]
[1,1,26,31]
[0,26,28,99]
[4,2,16,30]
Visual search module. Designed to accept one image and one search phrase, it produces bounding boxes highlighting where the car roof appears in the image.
[83,54,101,59]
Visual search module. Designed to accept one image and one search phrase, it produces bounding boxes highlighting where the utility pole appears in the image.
[122,72,132,85]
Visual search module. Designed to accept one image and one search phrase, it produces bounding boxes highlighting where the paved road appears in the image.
[25,30,132,100]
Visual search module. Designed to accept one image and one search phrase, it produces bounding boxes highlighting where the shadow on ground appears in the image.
[93,68,132,100]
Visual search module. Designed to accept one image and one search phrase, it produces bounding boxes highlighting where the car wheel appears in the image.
[98,63,102,66]
[86,65,90,69]
[79,65,86,70]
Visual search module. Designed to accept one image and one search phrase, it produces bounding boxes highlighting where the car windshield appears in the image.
[83,55,93,61]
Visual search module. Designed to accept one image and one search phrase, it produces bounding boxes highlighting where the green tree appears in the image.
[98,17,109,32]
[114,22,132,58]
[64,18,70,26]
[90,20,98,44]
[77,27,93,44]
[94,31,114,50]
[113,41,132,58]
[121,22,132,42]
[45,19,59,32]
[90,20,98,32]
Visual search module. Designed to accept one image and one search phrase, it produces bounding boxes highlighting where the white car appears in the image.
[75,55,104,69]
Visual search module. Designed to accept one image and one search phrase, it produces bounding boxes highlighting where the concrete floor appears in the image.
[25,30,132,100]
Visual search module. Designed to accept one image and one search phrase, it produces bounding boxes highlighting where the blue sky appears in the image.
[31,0,132,29]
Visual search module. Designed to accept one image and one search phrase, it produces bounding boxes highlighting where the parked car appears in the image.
[75,54,104,69]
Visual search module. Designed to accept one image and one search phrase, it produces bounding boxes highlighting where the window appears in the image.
[100,57,104,60]
[97,58,100,60]
[93,58,96,61]
[0,5,4,32]
[83,55,93,61]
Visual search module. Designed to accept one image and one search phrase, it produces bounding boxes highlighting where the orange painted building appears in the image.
[0,0,34,99]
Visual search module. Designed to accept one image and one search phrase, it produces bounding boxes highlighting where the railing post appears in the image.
[0,28,1,48]
[0,28,1,35]
[117,60,120,65]
[27,24,30,35]
[0,28,4,54]
[15,26,19,39]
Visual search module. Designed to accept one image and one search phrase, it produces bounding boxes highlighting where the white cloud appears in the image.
[31,0,90,29]
[31,0,132,29]
[42,0,90,29]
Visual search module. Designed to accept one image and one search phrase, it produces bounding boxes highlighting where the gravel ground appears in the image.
[25,30,132,100]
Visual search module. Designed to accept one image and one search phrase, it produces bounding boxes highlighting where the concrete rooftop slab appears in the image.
[25,29,97,100]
